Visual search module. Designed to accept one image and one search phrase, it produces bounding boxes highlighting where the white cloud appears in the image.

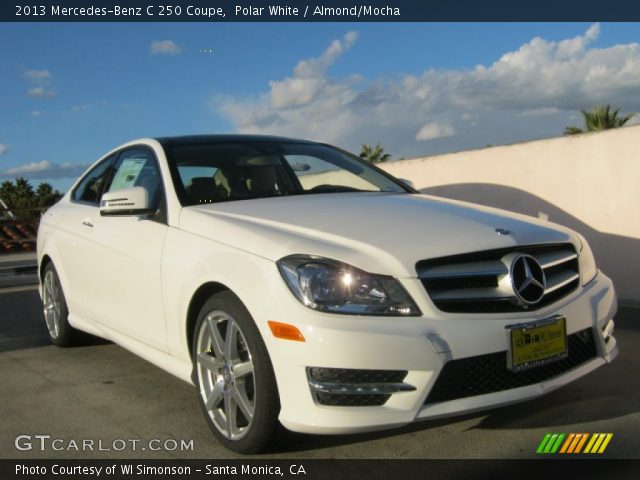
[519,107,561,117]
[150,40,183,55]
[70,100,108,112]
[24,68,57,99]
[5,160,51,174]
[27,87,57,99]
[268,31,358,109]
[415,122,455,141]
[31,110,45,117]
[24,69,52,82]
[0,144,7,156]
[216,24,640,157]
[0,160,88,179]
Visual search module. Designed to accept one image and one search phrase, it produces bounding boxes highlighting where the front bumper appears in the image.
[262,270,617,435]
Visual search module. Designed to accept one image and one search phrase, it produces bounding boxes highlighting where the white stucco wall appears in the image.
[380,125,640,303]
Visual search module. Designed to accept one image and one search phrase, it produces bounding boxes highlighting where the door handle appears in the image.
[82,220,93,228]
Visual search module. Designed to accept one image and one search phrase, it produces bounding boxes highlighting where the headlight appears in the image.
[577,233,597,286]
[277,255,421,316]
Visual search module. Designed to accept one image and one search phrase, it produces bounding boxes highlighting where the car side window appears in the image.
[105,148,163,210]
[71,155,115,205]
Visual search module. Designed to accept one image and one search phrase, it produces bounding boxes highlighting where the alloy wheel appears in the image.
[43,269,61,339]
[196,310,256,441]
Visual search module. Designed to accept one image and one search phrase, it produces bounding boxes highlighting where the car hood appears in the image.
[180,193,578,278]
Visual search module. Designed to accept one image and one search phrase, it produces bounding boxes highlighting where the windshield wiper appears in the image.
[306,184,365,194]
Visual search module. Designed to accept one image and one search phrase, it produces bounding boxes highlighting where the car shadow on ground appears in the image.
[0,287,110,353]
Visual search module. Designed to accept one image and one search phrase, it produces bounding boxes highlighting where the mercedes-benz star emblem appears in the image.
[510,254,546,305]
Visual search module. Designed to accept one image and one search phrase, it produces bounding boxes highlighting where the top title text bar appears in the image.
[3,0,640,22]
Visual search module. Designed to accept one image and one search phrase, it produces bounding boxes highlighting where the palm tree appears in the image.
[35,182,62,206]
[0,178,61,220]
[564,105,634,135]
[359,143,391,163]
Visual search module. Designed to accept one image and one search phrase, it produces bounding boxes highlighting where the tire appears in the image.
[42,262,77,347]
[192,291,280,454]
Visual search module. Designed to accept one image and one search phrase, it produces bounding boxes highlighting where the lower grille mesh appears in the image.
[425,328,597,404]
[315,392,391,407]
[308,367,407,384]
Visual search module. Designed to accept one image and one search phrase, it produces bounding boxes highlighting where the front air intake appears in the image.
[307,367,414,407]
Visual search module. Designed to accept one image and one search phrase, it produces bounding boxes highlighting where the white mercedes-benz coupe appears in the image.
[37,135,618,453]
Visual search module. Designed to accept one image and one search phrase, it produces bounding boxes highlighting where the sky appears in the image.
[1,22,639,192]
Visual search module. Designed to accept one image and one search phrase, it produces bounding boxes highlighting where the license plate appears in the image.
[507,316,568,372]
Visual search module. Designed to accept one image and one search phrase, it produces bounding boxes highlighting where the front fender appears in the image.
[161,227,278,363]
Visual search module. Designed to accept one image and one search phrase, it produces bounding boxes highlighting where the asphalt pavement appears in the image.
[0,285,638,459]
[0,253,37,289]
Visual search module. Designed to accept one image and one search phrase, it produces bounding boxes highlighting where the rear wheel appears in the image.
[42,263,77,347]
[193,291,280,453]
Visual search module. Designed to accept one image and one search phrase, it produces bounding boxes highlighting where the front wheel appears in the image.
[193,291,280,453]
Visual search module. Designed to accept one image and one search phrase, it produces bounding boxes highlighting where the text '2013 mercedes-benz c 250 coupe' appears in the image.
[37,135,618,453]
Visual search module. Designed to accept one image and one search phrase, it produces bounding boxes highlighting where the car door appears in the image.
[88,146,169,351]
[54,154,116,323]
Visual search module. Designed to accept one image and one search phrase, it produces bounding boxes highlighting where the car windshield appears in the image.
[164,141,409,205]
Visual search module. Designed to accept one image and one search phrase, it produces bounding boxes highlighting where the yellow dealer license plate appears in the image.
[507,316,568,372]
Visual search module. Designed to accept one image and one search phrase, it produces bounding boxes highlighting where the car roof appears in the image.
[156,134,320,147]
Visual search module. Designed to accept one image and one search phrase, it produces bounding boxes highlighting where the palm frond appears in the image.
[564,126,584,135]
[567,104,634,134]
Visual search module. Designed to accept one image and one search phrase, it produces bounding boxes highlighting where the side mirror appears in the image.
[100,187,155,217]
[398,178,415,189]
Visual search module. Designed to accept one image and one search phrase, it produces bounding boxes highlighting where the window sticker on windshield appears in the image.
[110,158,146,192]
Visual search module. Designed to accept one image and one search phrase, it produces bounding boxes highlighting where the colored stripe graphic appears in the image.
[584,433,614,454]
[567,433,583,453]
[536,433,566,454]
[559,433,575,453]
[538,433,613,454]
[574,433,589,453]
[584,433,598,453]
[550,433,565,453]
[543,433,559,453]
[598,434,613,453]
[536,433,552,453]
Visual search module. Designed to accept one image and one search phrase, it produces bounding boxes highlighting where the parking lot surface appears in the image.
[1,285,638,459]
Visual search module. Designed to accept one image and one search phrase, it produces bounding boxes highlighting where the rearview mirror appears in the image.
[398,178,415,189]
[100,187,155,217]
[290,162,311,172]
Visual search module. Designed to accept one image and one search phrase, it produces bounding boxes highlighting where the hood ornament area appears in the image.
[510,254,546,305]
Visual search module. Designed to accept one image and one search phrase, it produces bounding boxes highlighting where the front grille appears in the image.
[307,367,411,407]
[425,328,597,404]
[417,244,580,313]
